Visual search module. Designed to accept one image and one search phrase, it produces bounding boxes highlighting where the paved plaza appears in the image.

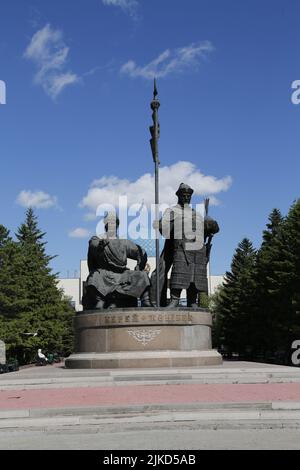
[0,361,300,448]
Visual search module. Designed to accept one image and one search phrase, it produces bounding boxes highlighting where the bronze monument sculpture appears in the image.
[65,81,223,369]
[82,212,151,310]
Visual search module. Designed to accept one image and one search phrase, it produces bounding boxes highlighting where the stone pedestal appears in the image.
[65,308,222,369]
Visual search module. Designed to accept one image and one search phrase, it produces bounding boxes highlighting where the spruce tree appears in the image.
[254,209,285,354]
[0,225,27,318]
[214,238,257,354]
[273,200,300,347]
[15,208,56,311]
[286,200,300,330]
[254,201,300,356]
[9,209,75,363]
[0,225,10,247]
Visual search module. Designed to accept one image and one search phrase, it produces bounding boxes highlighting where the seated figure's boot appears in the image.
[95,296,105,309]
[140,288,152,307]
[166,289,181,309]
[107,302,117,309]
[82,286,105,310]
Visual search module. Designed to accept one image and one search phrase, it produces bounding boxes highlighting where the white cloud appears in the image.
[68,228,91,238]
[83,212,98,221]
[121,41,214,80]
[102,0,138,18]
[16,190,58,209]
[24,24,79,99]
[47,73,79,98]
[80,161,232,215]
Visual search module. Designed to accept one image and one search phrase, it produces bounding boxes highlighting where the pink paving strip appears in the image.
[0,383,300,410]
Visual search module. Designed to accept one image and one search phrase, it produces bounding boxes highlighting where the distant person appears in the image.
[37,349,48,366]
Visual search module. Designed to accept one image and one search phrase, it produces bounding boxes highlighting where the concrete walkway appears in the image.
[1,360,300,389]
[1,382,300,411]
[0,361,300,430]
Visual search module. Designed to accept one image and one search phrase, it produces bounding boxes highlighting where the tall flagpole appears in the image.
[150,79,160,308]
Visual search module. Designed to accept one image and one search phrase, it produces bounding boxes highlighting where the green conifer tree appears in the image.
[0,225,27,318]
[214,238,257,355]
[271,200,300,347]
[254,209,285,354]
[285,200,300,334]
[7,209,75,363]
[253,201,300,358]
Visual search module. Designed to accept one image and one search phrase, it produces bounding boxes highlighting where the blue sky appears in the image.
[0,0,299,277]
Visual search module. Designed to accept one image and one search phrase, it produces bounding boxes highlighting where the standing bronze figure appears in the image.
[150,183,219,308]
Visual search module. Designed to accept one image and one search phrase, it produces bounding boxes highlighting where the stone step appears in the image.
[1,405,300,430]
[1,372,300,390]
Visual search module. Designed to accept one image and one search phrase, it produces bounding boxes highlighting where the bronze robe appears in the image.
[86,235,149,298]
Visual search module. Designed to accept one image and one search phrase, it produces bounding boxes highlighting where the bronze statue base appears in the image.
[65,308,222,369]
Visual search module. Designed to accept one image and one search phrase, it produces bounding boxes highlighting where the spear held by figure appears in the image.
[149,79,161,308]
[204,198,219,264]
